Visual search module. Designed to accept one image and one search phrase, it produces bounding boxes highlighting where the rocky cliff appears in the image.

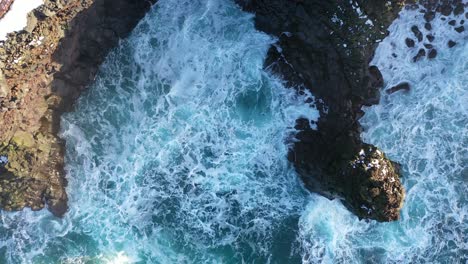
[0,0,155,216]
[236,0,408,221]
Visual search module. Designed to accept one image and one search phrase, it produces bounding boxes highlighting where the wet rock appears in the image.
[386,82,410,94]
[413,48,426,62]
[448,40,457,48]
[424,43,433,49]
[454,4,464,16]
[427,34,435,42]
[428,49,437,59]
[425,22,432,30]
[440,5,453,16]
[405,38,415,47]
[369,65,384,89]
[411,25,423,41]
[448,20,456,26]
[455,25,464,33]
[344,145,405,221]
[424,11,435,22]
[237,0,406,222]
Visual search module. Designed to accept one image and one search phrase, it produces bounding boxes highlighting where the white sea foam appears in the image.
[299,6,467,263]
[0,0,318,262]
[0,0,43,41]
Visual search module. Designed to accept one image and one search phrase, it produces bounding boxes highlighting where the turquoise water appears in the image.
[0,1,466,263]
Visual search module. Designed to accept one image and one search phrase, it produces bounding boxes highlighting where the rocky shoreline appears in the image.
[236,0,465,221]
[0,0,155,216]
[0,0,464,222]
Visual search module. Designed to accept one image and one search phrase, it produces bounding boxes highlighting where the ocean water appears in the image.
[0,1,466,263]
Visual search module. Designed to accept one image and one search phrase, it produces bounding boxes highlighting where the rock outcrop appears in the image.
[236,0,407,221]
[0,0,156,216]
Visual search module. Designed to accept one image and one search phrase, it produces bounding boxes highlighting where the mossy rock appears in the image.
[12,131,36,148]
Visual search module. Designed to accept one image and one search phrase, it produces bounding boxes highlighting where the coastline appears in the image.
[236,0,407,221]
[0,0,463,222]
[0,0,156,216]
[0,0,406,220]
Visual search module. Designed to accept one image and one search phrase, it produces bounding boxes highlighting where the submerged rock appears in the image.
[448,40,457,47]
[411,25,423,41]
[413,48,426,62]
[386,82,411,94]
[405,38,415,47]
[427,34,435,42]
[425,22,432,30]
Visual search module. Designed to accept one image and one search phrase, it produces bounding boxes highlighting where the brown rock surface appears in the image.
[0,0,155,216]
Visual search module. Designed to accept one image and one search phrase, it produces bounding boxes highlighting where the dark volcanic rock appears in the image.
[386,82,410,94]
[369,65,384,89]
[236,0,406,221]
[427,34,435,42]
[424,11,436,22]
[405,38,415,47]
[454,3,464,16]
[0,0,156,216]
[411,25,423,41]
[441,4,453,16]
[425,22,432,30]
[428,49,438,59]
[448,40,457,47]
[413,48,426,62]
[424,43,433,49]
[455,25,465,32]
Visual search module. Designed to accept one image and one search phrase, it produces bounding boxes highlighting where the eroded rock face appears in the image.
[0,0,155,216]
[236,0,407,221]
[345,145,405,221]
